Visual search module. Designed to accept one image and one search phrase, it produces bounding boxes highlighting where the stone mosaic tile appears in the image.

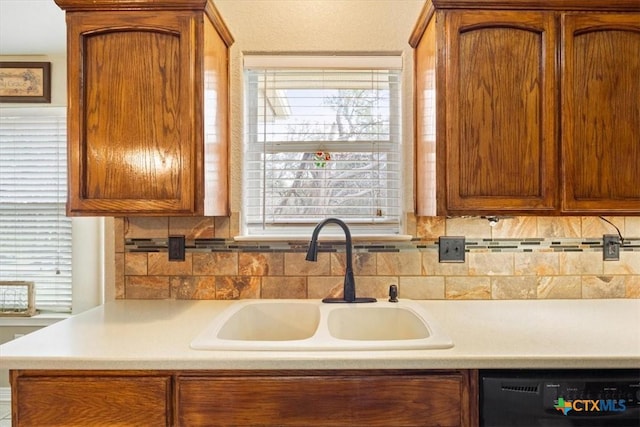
[124,236,640,255]
[626,276,640,298]
[169,217,215,239]
[330,253,376,276]
[422,251,469,276]
[124,253,147,275]
[214,216,231,239]
[193,252,238,276]
[469,252,514,276]
[491,216,537,238]
[114,253,125,299]
[514,252,560,276]
[284,252,330,276]
[399,276,445,300]
[492,276,537,299]
[171,276,217,299]
[215,276,260,300]
[120,230,640,300]
[114,218,125,253]
[559,252,603,275]
[262,276,307,299]
[238,252,284,276]
[126,276,170,299]
[416,216,445,239]
[148,253,193,276]
[308,276,343,299]
[626,218,640,237]
[603,252,640,275]
[376,252,422,275]
[582,216,625,237]
[445,276,491,299]
[537,276,582,299]
[126,217,169,239]
[582,275,626,299]
[537,217,581,238]
[446,217,491,238]
[355,276,399,300]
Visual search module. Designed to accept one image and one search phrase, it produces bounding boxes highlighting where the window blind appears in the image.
[0,107,72,313]
[243,56,402,237]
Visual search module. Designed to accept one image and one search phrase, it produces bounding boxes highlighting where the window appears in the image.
[243,55,402,237]
[0,107,72,313]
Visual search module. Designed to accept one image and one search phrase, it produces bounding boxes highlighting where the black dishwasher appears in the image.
[480,369,640,426]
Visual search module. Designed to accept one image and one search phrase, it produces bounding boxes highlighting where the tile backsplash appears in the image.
[114,216,640,300]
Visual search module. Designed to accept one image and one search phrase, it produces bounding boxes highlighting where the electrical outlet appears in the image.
[168,235,186,261]
[439,236,466,263]
[603,234,620,261]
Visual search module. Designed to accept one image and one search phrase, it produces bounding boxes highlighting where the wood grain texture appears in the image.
[443,11,557,213]
[55,0,234,47]
[414,8,438,216]
[61,4,232,216]
[11,369,478,427]
[561,13,640,213]
[177,371,470,426]
[411,3,639,216]
[84,30,182,201]
[431,0,640,11]
[12,372,171,427]
[203,13,231,216]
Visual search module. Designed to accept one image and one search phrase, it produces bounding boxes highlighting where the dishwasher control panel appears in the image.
[481,369,640,426]
[543,378,640,417]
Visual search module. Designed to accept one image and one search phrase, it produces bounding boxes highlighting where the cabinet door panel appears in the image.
[66,12,200,215]
[14,375,171,427]
[442,12,557,213]
[562,13,640,212]
[178,374,464,426]
[83,30,182,201]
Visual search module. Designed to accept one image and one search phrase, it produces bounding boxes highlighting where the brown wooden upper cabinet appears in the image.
[562,13,640,213]
[54,0,233,216]
[411,0,640,216]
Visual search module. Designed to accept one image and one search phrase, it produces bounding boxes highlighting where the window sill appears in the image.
[0,312,69,327]
[234,234,414,243]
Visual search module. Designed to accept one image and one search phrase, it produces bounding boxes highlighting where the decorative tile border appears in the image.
[125,237,640,254]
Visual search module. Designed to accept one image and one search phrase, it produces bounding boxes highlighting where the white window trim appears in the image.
[241,54,405,239]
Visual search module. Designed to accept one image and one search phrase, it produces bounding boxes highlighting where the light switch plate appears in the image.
[439,236,465,263]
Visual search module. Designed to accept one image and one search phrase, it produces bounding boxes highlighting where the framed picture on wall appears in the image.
[0,62,51,103]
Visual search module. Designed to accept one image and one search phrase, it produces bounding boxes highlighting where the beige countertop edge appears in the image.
[2,356,639,371]
[1,299,639,371]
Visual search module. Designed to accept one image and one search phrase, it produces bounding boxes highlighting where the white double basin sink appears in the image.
[190,299,454,351]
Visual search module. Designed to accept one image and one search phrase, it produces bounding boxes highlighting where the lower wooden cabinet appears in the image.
[10,371,172,427]
[11,369,478,427]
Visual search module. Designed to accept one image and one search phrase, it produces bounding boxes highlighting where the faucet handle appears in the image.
[388,284,398,302]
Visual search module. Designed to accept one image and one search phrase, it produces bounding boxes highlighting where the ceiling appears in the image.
[0,0,67,55]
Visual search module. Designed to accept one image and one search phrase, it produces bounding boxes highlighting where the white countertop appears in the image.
[1,299,639,370]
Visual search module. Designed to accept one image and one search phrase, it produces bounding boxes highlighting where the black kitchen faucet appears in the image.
[305,218,377,303]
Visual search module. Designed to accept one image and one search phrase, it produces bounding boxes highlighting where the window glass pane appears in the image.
[243,59,402,236]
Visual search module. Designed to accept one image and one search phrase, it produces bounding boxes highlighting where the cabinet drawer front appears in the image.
[178,375,463,426]
[15,376,171,427]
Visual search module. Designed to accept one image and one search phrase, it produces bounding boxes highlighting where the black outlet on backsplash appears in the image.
[168,235,186,261]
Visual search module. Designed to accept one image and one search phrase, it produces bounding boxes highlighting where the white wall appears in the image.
[214,0,424,216]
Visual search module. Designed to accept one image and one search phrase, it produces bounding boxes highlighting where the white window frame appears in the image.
[242,55,404,238]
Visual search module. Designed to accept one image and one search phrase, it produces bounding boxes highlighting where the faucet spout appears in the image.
[305,218,376,304]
